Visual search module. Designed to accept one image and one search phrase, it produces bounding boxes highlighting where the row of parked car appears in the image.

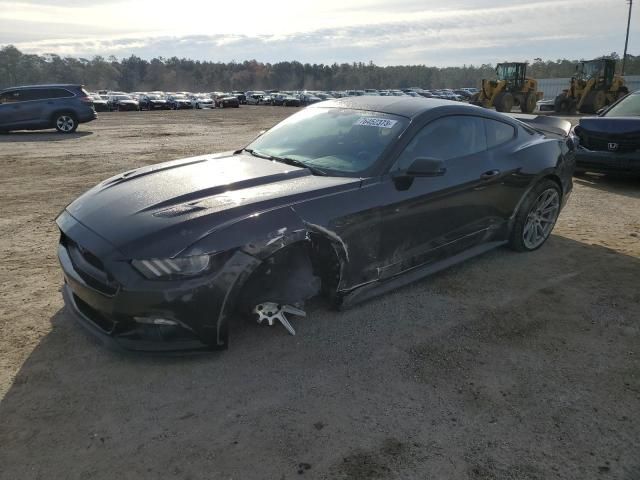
[90,91,242,112]
[89,87,480,111]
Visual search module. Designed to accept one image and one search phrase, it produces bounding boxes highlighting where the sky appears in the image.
[0,0,637,66]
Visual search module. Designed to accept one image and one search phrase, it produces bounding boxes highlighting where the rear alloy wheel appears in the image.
[55,113,78,133]
[509,180,561,252]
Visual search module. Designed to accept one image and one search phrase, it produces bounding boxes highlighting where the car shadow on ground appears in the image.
[0,131,93,142]
[1,236,639,479]
[574,173,640,199]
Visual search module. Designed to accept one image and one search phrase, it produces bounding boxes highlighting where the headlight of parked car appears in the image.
[132,255,212,279]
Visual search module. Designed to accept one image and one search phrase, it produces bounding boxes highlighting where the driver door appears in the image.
[375,114,506,279]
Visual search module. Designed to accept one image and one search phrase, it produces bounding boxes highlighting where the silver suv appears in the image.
[0,84,98,133]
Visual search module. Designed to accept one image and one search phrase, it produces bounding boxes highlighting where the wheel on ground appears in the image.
[54,113,78,133]
[509,180,561,252]
[520,92,537,113]
[494,92,514,112]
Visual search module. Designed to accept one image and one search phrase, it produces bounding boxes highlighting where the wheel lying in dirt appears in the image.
[54,113,78,133]
[509,179,561,252]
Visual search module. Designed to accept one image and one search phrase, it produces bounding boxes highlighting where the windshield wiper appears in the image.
[270,155,328,176]
[243,149,327,176]
[242,148,274,160]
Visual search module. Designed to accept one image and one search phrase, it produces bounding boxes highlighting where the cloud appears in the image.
[0,0,633,65]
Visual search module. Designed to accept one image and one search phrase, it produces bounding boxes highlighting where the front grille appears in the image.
[578,130,640,153]
[61,234,118,296]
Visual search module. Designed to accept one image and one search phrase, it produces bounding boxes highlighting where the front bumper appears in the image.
[56,211,259,352]
[116,103,139,111]
[575,147,640,174]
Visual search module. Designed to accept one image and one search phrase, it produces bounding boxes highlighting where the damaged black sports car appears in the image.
[56,97,575,352]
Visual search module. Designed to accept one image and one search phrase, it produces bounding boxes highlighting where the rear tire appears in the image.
[54,113,78,133]
[509,180,561,252]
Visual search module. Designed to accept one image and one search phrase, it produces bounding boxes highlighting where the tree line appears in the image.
[1,45,638,92]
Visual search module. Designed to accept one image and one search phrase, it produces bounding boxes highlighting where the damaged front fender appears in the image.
[183,206,349,346]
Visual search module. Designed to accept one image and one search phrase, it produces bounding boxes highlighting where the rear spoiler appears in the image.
[506,113,572,137]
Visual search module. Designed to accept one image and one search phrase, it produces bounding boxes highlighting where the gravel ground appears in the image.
[0,108,639,480]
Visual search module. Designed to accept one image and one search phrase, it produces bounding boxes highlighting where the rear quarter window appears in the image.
[0,91,21,104]
[485,119,516,148]
[47,88,74,99]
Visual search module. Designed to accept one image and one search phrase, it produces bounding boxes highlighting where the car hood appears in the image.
[578,116,640,136]
[64,152,359,258]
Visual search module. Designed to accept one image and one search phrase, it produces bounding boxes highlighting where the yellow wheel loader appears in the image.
[554,59,628,114]
[470,62,543,113]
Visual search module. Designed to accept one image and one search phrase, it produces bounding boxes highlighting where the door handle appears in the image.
[480,169,500,180]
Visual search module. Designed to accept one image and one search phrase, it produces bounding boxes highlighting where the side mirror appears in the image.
[391,157,446,191]
[405,157,446,177]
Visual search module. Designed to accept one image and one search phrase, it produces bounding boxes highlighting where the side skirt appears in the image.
[338,240,507,309]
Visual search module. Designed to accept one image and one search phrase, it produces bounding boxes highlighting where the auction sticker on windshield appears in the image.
[355,117,398,128]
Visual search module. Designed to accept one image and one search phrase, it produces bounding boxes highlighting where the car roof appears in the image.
[311,96,471,118]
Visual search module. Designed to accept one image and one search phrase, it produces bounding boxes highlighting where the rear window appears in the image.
[46,88,74,99]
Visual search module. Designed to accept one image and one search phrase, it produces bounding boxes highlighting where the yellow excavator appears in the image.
[470,62,543,113]
[554,58,628,114]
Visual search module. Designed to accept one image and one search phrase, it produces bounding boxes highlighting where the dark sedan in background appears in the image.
[167,94,193,110]
[272,93,301,107]
[214,93,240,108]
[139,94,169,110]
[56,97,575,352]
[108,94,139,111]
[574,90,640,176]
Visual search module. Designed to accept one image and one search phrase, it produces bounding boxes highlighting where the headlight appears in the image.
[132,255,211,279]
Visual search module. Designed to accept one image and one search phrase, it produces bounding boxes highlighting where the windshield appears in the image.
[579,61,602,80]
[604,93,640,117]
[246,107,408,175]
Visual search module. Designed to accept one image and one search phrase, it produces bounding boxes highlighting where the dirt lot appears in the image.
[0,108,639,480]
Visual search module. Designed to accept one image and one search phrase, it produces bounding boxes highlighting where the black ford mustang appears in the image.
[56,97,575,352]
